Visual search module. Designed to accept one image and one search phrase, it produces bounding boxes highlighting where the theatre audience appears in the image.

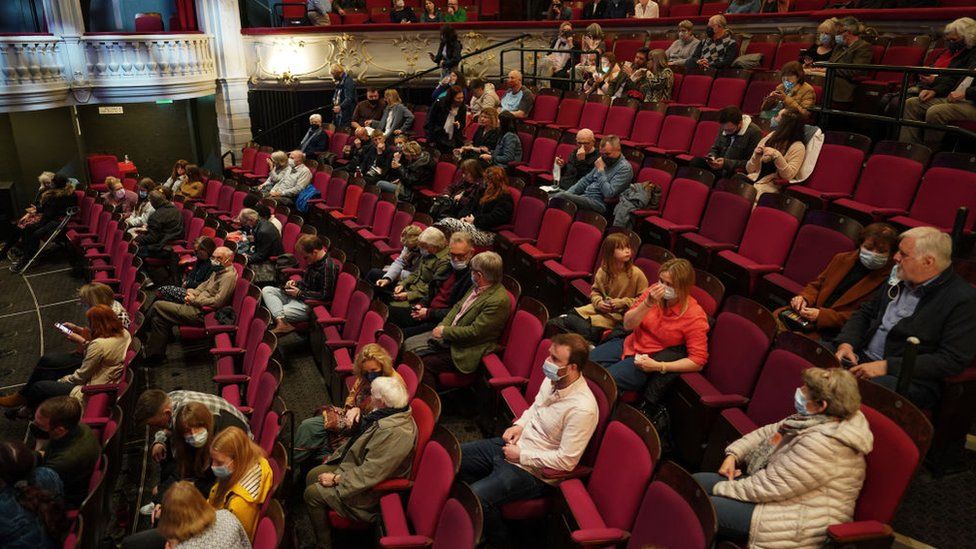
[163,159,189,193]
[391,0,418,23]
[237,208,284,266]
[552,135,633,214]
[366,225,424,293]
[387,227,450,309]
[144,247,237,360]
[726,0,760,13]
[544,22,575,91]
[421,0,442,22]
[444,0,466,22]
[304,377,416,549]
[136,190,183,261]
[437,166,514,246]
[743,109,808,201]
[590,258,709,393]
[801,18,839,68]
[156,237,219,303]
[695,368,873,547]
[689,106,763,179]
[437,160,485,219]
[638,48,674,102]
[0,440,66,549]
[294,344,403,466]
[499,71,535,119]
[554,128,599,191]
[344,127,375,167]
[156,482,251,549]
[575,24,606,83]
[405,251,511,385]
[369,89,413,138]
[550,232,648,342]
[547,0,572,20]
[686,15,737,70]
[581,0,604,19]
[102,176,138,215]
[383,141,435,200]
[761,62,816,120]
[300,114,330,158]
[32,396,100,508]
[481,112,522,167]
[351,88,385,130]
[822,17,873,104]
[584,52,626,97]
[259,150,312,207]
[307,0,333,25]
[432,70,465,102]
[261,235,338,334]
[460,334,597,544]
[777,223,897,340]
[835,226,976,410]
[666,20,701,66]
[456,107,500,162]
[358,133,394,185]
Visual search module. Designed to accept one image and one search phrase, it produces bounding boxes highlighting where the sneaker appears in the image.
[9,260,24,273]
[139,503,157,516]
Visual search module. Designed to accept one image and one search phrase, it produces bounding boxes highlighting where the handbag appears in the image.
[779,309,815,332]
[429,196,456,220]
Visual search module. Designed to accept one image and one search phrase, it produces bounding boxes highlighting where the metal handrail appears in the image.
[250,32,530,145]
[499,47,603,90]
[814,60,976,142]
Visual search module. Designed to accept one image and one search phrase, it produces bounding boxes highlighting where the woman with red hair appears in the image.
[436,166,514,246]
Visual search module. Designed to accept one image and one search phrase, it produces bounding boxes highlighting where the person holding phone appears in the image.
[688,106,763,179]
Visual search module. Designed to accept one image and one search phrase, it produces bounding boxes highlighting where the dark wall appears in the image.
[87,0,177,32]
[239,0,274,28]
[0,0,44,33]
[4,108,82,209]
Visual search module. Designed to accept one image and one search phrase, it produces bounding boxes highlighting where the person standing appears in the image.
[330,64,357,128]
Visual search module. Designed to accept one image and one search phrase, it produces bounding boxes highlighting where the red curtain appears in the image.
[175,0,198,31]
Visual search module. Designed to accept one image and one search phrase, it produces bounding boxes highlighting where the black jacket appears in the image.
[358,144,394,182]
[138,202,183,252]
[581,0,605,18]
[37,189,76,225]
[422,265,474,322]
[559,149,600,190]
[433,37,462,70]
[391,7,417,22]
[394,151,436,191]
[602,0,631,18]
[300,126,330,157]
[250,218,284,264]
[459,193,515,231]
[923,46,976,100]
[706,117,764,172]
[425,99,467,151]
[836,268,976,396]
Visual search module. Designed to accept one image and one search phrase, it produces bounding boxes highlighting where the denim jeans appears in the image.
[590,337,646,391]
[871,374,940,411]
[261,286,311,323]
[693,472,755,543]
[459,438,549,544]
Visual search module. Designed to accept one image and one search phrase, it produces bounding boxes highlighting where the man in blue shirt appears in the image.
[330,64,357,128]
[551,135,633,214]
[835,226,976,410]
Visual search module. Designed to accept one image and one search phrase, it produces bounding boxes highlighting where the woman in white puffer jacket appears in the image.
[695,367,874,548]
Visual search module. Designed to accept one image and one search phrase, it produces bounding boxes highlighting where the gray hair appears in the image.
[450,231,474,247]
[309,114,322,123]
[418,226,447,249]
[838,16,862,35]
[238,208,259,224]
[946,17,976,49]
[902,226,952,271]
[291,150,306,162]
[471,251,503,284]
[708,14,727,28]
[38,171,55,186]
[599,135,621,150]
[371,376,408,408]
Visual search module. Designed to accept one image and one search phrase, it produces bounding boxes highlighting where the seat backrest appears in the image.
[340,183,364,217]
[406,440,456,538]
[853,153,925,210]
[635,163,676,205]
[705,297,776,398]
[369,200,398,239]
[531,95,560,123]
[234,296,260,348]
[661,177,709,226]
[736,205,802,267]
[587,420,656,531]
[398,362,420,400]
[325,177,349,208]
[432,162,459,194]
[522,338,552,403]
[855,404,922,523]
[517,132,534,160]
[875,46,925,83]
[553,97,584,127]
[330,271,358,318]
[432,498,475,549]
[742,80,779,115]
[329,132,350,156]
[687,121,720,158]
[602,105,636,137]
[501,307,546,380]
[509,189,547,239]
[354,309,385,350]
[341,290,372,339]
[354,191,380,226]
[627,462,713,549]
[527,137,558,170]
[535,206,574,254]
[251,152,271,178]
[696,186,753,245]
[774,41,812,69]
[677,75,712,105]
[802,142,865,195]
[241,147,259,171]
[577,101,610,131]
[781,222,857,287]
[561,219,604,272]
[706,78,747,109]
[247,370,278,442]
[746,339,825,426]
[628,109,665,145]
[907,166,976,231]
[656,115,697,151]
[408,397,436,480]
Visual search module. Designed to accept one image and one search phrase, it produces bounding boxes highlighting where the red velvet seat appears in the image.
[639,168,713,249]
[703,77,748,111]
[513,132,559,184]
[513,197,577,278]
[484,298,548,394]
[644,114,697,156]
[889,153,976,234]
[567,97,611,135]
[830,141,931,224]
[621,108,666,149]
[786,131,871,209]
[623,461,716,549]
[673,75,713,107]
[673,178,756,269]
[546,94,585,131]
[596,102,637,140]
[673,120,720,163]
[417,161,459,199]
[526,92,561,126]
[495,187,548,263]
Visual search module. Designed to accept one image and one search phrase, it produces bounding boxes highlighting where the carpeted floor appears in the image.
[1,251,974,548]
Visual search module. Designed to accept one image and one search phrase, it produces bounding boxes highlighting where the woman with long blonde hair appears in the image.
[207,427,272,541]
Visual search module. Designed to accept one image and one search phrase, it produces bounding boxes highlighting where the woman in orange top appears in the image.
[590,258,709,396]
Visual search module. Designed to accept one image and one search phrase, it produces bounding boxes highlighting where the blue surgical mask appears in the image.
[770,116,780,130]
[185,430,208,448]
[835,34,846,46]
[542,360,565,382]
[365,371,380,382]
[138,190,148,199]
[782,79,795,92]
[859,247,888,270]
[794,387,813,415]
[212,464,232,479]
[887,264,901,286]
[819,32,832,46]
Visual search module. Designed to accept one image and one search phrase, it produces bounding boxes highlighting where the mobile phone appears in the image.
[54,322,72,335]
[840,357,857,368]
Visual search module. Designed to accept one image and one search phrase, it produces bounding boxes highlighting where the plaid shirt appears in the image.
[153,390,251,446]
[297,256,340,302]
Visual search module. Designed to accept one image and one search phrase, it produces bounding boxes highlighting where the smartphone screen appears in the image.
[54,323,72,335]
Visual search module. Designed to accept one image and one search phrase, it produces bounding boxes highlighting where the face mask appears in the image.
[451,258,468,270]
[661,285,676,301]
[888,263,901,286]
[138,190,148,199]
[601,62,610,72]
[29,423,50,440]
[365,371,381,382]
[185,430,208,448]
[420,248,431,257]
[947,40,964,53]
[368,98,380,105]
[114,189,126,199]
[212,464,232,479]
[819,32,832,46]
[287,158,296,168]
[770,116,780,130]
[794,387,813,415]
[705,27,716,39]
[782,79,795,92]
[835,34,846,46]
[561,28,571,36]
[211,258,222,267]
[600,154,615,166]
[542,360,565,382]
[859,248,889,270]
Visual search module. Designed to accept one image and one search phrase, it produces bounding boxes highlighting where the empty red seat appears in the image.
[773,41,812,69]
[645,114,697,156]
[674,179,756,269]
[639,169,713,249]
[597,103,637,139]
[513,133,559,183]
[526,92,561,125]
[787,132,871,209]
[674,120,720,163]
[704,77,748,110]
[569,98,611,135]
[830,142,931,222]
[547,94,585,130]
[622,108,666,148]
[673,75,713,107]
[889,153,976,234]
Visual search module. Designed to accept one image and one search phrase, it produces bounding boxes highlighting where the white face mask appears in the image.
[287,158,296,168]
[661,284,676,301]
[185,429,208,448]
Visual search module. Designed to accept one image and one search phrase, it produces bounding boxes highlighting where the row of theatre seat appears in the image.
[216,143,946,547]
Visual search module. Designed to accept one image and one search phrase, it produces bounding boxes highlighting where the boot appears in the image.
[0,392,26,408]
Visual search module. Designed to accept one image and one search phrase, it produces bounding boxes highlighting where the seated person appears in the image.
[725,0,759,13]
[378,141,435,200]
[499,71,535,119]
[456,107,500,162]
[686,15,738,70]
[801,18,838,69]
[31,396,100,508]
[425,85,467,154]
[742,109,808,202]
[261,235,339,335]
[386,227,450,310]
[688,106,763,179]
[5,173,75,273]
[553,129,599,191]
[1,171,53,257]
[590,258,709,393]
[163,160,188,193]
[175,164,205,200]
[135,191,183,261]
[404,252,512,385]
[259,150,312,207]
[389,231,475,337]
[580,0,604,18]
[155,482,251,548]
[694,368,872,547]
[437,166,515,246]
[437,160,486,220]
[365,225,423,294]
[443,0,466,21]
[20,305,130,408]
[899,17,976,149]
[551,135,634,214]
[351,88,385,130]
[760,62,816,120]
[823,17,873,104]
[124,178,157,237]
[583,52,627,98]
[343,126,376,167]
[634,48,675,103]
[666,20,701,67]
[0,440,66,549]
[421,0,443,23]
[144,247,237,360]
[480,112,522,167]
[390,0,417,22]
[300,114,330,159]
[460,334,598,545]
[550,232,648,343]
[547,0,573,20]
[468,79,500,118]
[304,377,416,549]
[776,223,898,340]
[156,236,219,303]
[294,344,403,467]
[102,176,138,215]
[835,227,976,410]
[237,208,284,268]
[368,89,413,138]
[358,133,394,185]
[207,428,272,541]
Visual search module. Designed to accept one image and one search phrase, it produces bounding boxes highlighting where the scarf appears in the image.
[745,413,833,475]
[327,405,410,465]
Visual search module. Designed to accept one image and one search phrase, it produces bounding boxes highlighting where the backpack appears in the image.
[295,184,321,214]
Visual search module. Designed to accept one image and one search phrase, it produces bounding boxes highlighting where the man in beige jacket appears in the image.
[144,246,237,360]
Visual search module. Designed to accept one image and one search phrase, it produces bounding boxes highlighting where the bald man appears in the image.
[144,247,238,360]
[554,129,600,191]
[500,70,535,119]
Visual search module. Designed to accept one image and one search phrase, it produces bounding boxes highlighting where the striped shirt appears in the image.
[236,462,264,500]
[153,390,251,446]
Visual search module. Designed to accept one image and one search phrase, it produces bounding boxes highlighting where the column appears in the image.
[41,0,90,90]
[195,0,252,165]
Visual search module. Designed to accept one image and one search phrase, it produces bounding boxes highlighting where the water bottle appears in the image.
[124,154,130,163]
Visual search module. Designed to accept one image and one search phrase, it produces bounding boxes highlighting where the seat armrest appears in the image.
[701,394,750,408]
[570,528,629,546]
[80,384,120,395]
[526,252,561,261]
[315,314,346,327]
[212,374,249,385]
[209,347,246,357]
[826,521,893,543]
[378,535,432,549]
[86,253,111,260]
[206,325,237,335]
[488,376,530,390]
[372,478,413,493]
[542,466,592,480]
[326,339,357,350]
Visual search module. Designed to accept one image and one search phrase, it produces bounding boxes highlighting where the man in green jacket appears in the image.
[405,251,512,386]
[443,0,466,22]
[389,227,450,308]
[32,396,100,507]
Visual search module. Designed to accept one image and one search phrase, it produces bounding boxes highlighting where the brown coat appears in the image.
[775,250,891,332]
[761,81,817,118]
